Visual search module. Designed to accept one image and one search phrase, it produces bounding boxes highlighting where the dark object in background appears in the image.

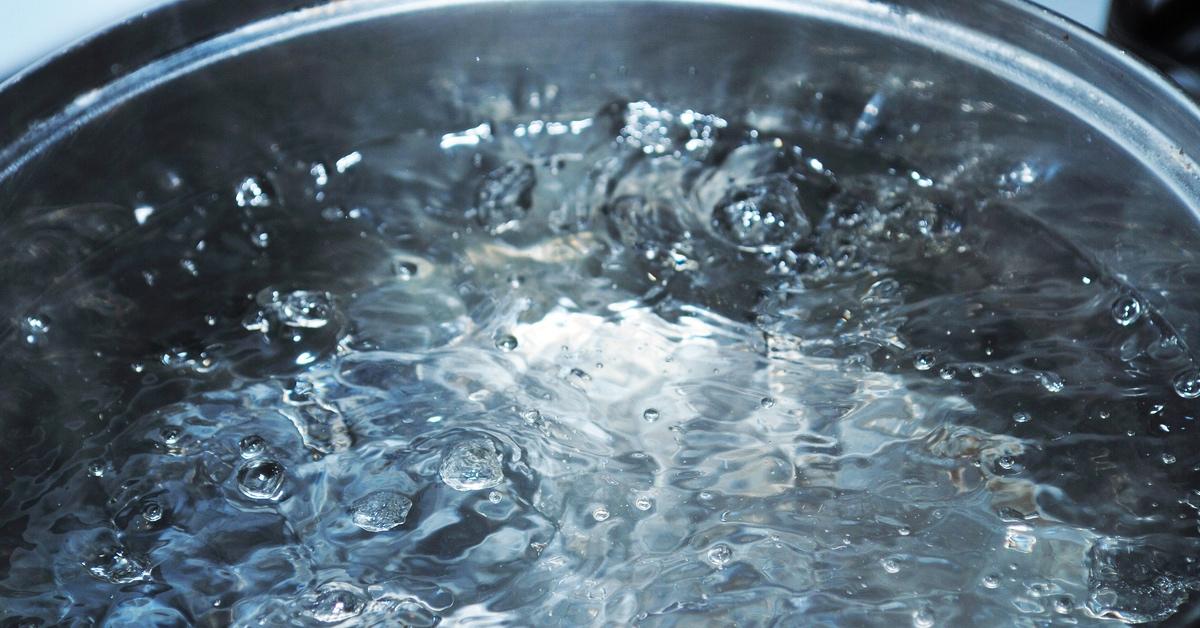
[1107,0,1200,96]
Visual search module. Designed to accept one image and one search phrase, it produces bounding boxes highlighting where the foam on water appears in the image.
[2,97,1200,626]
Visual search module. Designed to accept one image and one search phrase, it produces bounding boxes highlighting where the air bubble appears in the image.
[634,496,653,511]
[913,351,935,371]
[236,459,285,500]
[310,162,329,187]
[250,229,270,249]
[1111,295,1142,326]
[912,606,935,628]
[592,506,611,522]
[350,490,412,532]
[1013,411,1031,424]
[439,437,504,491]
[84,546,151,584]
[142,502,164,523]
[711,175,810,255]
[255,289,334,330]
[475,161,535,232]
[1173,369,1200,399]
[21,314,50,346]
[234,175,272,208]
[239,434,266,457]
[642,408,660,422]
[305,583,365,623]
[568,368,591,384]
[706,543,733,568]
[160,426,182,444]
[1036,371,1064,393]
[495,335,518,351]
[394,260,418,280]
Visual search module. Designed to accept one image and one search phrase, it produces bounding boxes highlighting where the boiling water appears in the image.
[2,98,1200,626]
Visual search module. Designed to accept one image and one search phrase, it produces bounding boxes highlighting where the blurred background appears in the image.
[0,1,1114,81]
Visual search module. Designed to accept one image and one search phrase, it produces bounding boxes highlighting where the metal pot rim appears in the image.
[1,0,1197,212]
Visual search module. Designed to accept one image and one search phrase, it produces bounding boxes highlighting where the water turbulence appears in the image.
[2,92,1199,627]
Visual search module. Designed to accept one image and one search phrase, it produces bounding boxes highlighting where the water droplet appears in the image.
[87,461,105,477]
[1173,369,1200,399]
[938,366,957,380]
[898,526,912,536]
[239,434,266,457]
[634,496,653,511]
[711,175,810,255]
[495,334,518,351]
[881,557,901,573]
[1162,453,1177,465]
[305,582,365,623]
[969,365,986,378]
[997,455,1016,470]
[592,506,610,522]
[488,490,503,504]
[913,351,935,371]
[982,573,1000,589]
[1054,596,1073,614]
[439,437,504,491]
[235,175,272,208]
[142,501,163,523]
[706,543,733,568]
[1111,295,1142,326]
[350,490,412,532]
[642,408,660,422]
[760,397,776,408]
[1013,411,1031,424]
[236,459,285,500]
